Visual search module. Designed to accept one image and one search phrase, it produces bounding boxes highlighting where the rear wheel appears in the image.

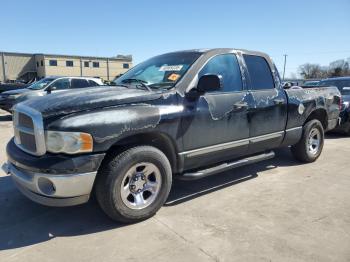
[95,146,172,223]
[291,119,324,163]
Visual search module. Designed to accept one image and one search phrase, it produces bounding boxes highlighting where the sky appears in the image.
[0,0,349,78]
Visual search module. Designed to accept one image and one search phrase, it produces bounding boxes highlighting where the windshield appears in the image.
[318,79,350,95]
[114,52,202,89]
[28,78,55,90]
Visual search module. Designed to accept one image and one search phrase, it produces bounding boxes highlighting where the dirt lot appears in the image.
[0,108,349,262]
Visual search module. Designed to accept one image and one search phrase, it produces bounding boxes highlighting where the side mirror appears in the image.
[46,86,57,94]
[197,74,222,93]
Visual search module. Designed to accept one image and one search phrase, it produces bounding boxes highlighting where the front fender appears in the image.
[46,103,184,152]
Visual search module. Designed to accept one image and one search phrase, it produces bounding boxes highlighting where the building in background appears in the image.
[0,51,133,82]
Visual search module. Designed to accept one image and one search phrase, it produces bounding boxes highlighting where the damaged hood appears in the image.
[21,86,163,118]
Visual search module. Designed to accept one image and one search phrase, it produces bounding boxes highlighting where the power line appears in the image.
[270,50,350,57]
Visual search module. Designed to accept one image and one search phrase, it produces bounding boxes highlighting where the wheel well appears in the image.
[305,109,327,129]
[106,132,179,173]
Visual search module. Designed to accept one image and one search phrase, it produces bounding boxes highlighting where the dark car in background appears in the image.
[0,76,103,112]
[0,81,29,93]
[302,80,320,87]
[318,77,350,135]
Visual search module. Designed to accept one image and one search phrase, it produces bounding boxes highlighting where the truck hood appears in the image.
[21,86,163,118]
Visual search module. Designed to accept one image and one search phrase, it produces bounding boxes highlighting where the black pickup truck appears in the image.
[2,48,341,223]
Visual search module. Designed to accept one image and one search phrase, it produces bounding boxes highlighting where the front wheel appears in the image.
[291,119,324,163]
[95,146,172,223]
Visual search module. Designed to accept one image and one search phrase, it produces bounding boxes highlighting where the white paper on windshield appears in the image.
[159,65,183,71]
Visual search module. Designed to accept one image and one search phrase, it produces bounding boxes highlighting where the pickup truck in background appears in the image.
[2,48,341,223]
[0,76,103,112]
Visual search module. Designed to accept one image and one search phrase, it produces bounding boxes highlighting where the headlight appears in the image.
[343,101,350,109]
[45,131,93,154]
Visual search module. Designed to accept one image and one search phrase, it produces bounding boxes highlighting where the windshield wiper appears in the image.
[121,78,152,91]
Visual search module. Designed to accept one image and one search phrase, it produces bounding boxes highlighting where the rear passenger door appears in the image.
[70,79,90,89]
[243,54,288,153]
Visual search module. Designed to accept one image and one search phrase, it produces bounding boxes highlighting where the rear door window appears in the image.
[71,79,90,88]
[243,55,275,90]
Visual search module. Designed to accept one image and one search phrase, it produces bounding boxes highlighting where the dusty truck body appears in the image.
[3,48,341,223]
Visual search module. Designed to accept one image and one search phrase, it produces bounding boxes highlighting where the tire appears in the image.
[291,119,324,163]
[95,146,172,223]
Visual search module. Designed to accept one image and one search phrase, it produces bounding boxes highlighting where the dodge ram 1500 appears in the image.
[2,48,341,223]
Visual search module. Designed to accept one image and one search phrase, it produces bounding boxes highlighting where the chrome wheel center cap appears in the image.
[130,174,146,193]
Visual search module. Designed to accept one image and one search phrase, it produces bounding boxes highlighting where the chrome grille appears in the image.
[18,113,34,129]
[13,104,46,156]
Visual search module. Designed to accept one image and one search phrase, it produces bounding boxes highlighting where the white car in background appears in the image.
[0,76,104,112]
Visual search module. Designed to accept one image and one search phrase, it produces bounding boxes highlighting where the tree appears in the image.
[298,63,327,79]
[328,59,349,77]
[298,57,350,79]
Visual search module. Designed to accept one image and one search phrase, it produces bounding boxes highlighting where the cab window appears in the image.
[198,54,243,92]
[244,55,275,90]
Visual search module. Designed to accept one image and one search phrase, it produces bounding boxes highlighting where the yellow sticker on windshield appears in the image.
[168,73,180,81]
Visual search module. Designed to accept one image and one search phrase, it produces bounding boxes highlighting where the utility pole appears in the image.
[80,58,83,77]
[106,58,110,81]
[282,54,287,80]
[1,52,6,82]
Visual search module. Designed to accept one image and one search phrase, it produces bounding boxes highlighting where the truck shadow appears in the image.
[325,133,350,140]
[0,148,298,251]
[166,148,297,206]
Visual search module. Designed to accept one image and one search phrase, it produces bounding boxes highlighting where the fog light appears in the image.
[37,177,56,195]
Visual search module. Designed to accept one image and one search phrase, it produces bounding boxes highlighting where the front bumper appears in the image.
[2,162,96,206]
[4,139,106,207]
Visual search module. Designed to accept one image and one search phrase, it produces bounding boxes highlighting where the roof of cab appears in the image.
[165,48,270,58]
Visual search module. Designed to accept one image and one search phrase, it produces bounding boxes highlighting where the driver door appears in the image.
[181,53,251,170]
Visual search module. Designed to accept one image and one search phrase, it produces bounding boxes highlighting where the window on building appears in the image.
[49,60,57,66]
[36,62,39,67]
[243,55,275,90]
[71,79,90,88]
[66,60,74,67]
[41,60,44,66]
[123,63,129,69]
[198,54,243,92]
[93,62,100,68]
[84,61,89,67]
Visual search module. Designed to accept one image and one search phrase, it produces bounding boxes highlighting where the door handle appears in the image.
[233,101,248,110]
[273,99,285,105]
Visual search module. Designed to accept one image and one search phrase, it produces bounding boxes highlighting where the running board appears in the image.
[178,151,275,181]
